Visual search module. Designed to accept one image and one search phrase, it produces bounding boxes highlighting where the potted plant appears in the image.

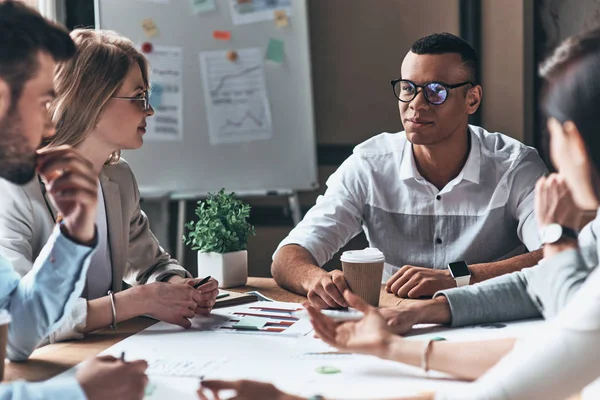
[183,189,255,288]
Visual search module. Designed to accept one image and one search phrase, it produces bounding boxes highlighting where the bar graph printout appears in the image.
[199,47,274,145]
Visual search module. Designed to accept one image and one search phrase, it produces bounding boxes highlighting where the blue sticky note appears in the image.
[266,38,284,63]
[149,84,164,108]
[233,316,267,330]
[190,0,216,14]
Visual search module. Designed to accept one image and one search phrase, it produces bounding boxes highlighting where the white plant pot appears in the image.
[197,250,248,288]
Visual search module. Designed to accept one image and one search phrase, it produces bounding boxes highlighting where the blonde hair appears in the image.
[47,29,150,164]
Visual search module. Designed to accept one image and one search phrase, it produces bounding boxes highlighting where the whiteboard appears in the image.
[94,0,318,197]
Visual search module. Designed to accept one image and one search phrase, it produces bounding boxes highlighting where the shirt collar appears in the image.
[398,139,424,181]
[459,128,481,184]
[398,127,481,184]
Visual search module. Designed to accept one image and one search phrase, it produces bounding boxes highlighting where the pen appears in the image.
[120,351,125,362]
[193,276,211,289]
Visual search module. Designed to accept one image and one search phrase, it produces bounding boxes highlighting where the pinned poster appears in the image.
[142,46,183,141]
[190,0,216,14]
[199,47,273,145]
[229,0,292,25]
[141,18,159,38]
[265,38,284,63]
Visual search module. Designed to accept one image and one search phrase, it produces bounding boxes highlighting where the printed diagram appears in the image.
[200,48,273,145]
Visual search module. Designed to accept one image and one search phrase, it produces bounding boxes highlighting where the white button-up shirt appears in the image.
[275,125,547,280]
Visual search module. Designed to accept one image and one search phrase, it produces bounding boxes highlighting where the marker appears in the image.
[120,351,125,362]
[193,276,211,289]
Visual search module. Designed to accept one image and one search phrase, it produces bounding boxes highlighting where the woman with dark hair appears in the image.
[197,27,600,400]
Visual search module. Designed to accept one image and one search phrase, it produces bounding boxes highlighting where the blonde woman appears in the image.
[0,29,218,343]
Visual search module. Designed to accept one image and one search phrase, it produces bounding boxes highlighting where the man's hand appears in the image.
[305,270,350,309]
[198,380,303,400]
[36,146,98,243]
[167,275,219,316]
[385,266,455,298]
[535,174,582,230]
[306,290,394,359]
[76,355,148,400]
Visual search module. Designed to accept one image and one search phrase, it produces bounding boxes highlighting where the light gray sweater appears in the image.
[435,212,600,326]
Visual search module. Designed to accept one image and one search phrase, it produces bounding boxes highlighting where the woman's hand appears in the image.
[140,282,204,328]
[306,290,394,359]
[167,276,219,316]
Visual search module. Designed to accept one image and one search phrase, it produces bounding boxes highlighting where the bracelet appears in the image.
[420,339,434,373]
[107,290,117,330]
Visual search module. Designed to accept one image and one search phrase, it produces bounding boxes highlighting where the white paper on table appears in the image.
[228,0,292,25]
[143,45,183,141]
[199,48,273,145]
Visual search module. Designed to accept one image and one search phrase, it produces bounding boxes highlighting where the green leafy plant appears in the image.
[183,189,255,253]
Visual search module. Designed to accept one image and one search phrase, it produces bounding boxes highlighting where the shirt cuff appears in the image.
[49,297,87,343]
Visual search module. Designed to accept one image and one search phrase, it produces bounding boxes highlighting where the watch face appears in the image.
[448,261,470,277]
[542,223,563,244]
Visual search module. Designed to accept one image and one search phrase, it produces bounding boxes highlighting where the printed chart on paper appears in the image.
[199,47,273,145]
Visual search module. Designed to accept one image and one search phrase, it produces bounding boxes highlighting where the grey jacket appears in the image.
[435,211,600,326]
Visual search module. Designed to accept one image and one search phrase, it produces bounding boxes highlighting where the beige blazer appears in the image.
[0,158,189,295]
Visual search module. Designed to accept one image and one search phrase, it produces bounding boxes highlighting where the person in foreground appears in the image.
[0,28,218,343]
[0,2,147,399]
[272,32,547,308]
[198,26,600,400]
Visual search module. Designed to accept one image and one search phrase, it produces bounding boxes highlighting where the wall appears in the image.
[480,0,534,145]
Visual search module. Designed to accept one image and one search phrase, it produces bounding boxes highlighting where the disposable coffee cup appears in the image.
[341,248,385,307]
[0,309,11,382]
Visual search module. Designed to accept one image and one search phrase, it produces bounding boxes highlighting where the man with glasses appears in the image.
[272,32,547,308]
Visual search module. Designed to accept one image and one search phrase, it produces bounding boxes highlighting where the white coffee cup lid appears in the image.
[0,309,11,325]
[340,248,385,263]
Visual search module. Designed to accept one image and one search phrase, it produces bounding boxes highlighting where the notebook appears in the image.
[213,290,258,308]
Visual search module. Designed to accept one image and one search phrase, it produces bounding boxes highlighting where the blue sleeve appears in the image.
[0,377,86,400]
[0,225,95,361]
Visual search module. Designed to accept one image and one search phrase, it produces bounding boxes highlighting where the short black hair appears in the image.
[540,26,600,173]
[0,1,75,106]
[410,32,479,83]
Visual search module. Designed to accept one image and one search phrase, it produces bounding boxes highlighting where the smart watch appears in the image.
[540,223,578,245]
[447,261,471,287]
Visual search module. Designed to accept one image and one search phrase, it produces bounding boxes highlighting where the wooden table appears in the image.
[5,277,405,383]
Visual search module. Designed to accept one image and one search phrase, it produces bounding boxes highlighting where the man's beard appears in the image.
[0,112,37,185]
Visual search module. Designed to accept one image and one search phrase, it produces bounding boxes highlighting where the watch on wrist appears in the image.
[540,223,578,245]
[447,261,471,287]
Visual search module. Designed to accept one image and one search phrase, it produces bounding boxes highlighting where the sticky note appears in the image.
[213,30,232,41]
[149,84,164,108]
[145,382,156,397]
[431,336,446,341]
[266,38,284,63]
[274,9,289,27]
[190,0,216,14]
[233,316,267,330]
[316,366,341,374]
[274,9,288,27]
[141,18,159,38]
